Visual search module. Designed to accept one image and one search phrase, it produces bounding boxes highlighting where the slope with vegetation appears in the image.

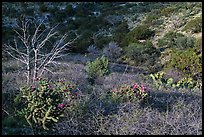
[2,2,202,135]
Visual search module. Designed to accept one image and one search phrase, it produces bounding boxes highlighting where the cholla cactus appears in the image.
[103,42,122,61]
[14,78,78,131]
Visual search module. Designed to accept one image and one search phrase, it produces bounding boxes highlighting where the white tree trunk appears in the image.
[33,49,38,83]
[5,18,80,85]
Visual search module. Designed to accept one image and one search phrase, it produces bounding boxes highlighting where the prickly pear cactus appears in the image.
[149,71,165,89]
[149,71,200,90]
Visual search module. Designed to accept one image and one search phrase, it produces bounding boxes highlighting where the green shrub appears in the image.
[158,31,195,49]
[183,16,202,33]
[194,36,202,52]
[160,6,176,17]
[86,55,110,83]
[3,28,16,43]
[157,31,184,48]
[14,78,78,131]
[72,37,93,53]
[164,48,202,78]
[111,22,129,47]
[65,20,78,31]
[124,41,160,66]
[143,13,161,26]
[120,34,140,48]
[112,33,128,47]
[113,21,129,34]
[95,36,112,49]
[153,19,164,26]
[127,24,155,41]
[175,35,195,49]
[53,10,67,23]
[77,18,98,33]
[124,43,144,65]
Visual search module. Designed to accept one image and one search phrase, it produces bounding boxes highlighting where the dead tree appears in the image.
[4,17,80,85]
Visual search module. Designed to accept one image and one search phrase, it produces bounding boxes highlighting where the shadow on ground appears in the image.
[140,90,202,113]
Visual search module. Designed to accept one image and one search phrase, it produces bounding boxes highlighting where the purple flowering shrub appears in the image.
[14,78,79,131]
[110,83,148,102]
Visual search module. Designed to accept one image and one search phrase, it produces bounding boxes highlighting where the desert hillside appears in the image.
[2,2,202,135]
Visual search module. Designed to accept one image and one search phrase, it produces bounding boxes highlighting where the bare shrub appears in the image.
[4,17,80,85]
[87,45,102,56]
[102,42,122,61]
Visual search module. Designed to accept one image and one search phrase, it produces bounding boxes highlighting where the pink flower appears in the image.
[133,83,139,89]
[141,83,145,92]
[31,85,35,89]
[48,84,52,89]
[75,92,79,96]
[59,103,65,108]
[60,80,65,83]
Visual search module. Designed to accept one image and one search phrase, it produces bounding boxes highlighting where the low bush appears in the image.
[119,33,141,48]
[95,36,112,49]
[143,13,161,26]
[110,83,148,103]
[175,35,195,49]
[160,6,177,17]
[87,45,101,56]
[102,42,122,61]
[158,31,184,47]
[194,36,202,52]
[164,48,202,78]
[112,22,130,47]
[39,4,49,13]
[14,78,79,132]
[112,33,128,47]
[158,31,195,49]
[86,55,110,84]
[127,24,155,41]
[113,21,129,34]
[65,4,75,16]
[124,41,160,66]
[183,16,202,33]
[72,37,93,53]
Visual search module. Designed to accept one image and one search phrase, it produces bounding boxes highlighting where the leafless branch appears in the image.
[5,17,80,85]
